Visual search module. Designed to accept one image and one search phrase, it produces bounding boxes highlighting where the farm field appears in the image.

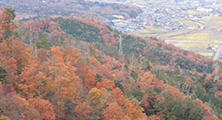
[131,26,167,37]
[167,16,222,57]
[165,30,222,58]
[132,15,222,58]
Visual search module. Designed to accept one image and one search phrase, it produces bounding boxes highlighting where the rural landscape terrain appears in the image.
[0,0,222,120]
[2,0,222,57]
[88,0,222,58]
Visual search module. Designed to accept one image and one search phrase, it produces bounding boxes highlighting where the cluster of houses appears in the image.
[111,0,222,32]
[112,5,185,32]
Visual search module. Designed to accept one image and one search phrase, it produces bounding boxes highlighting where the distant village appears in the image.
[111,0,222,33]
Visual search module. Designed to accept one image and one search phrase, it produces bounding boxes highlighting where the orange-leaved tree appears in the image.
[28,98,55,120]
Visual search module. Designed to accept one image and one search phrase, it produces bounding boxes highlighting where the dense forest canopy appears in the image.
[0,7,222,120]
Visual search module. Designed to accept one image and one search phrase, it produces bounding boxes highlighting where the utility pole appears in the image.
[215,62,219,81]
[119,36,123,54]
[33,45,37,57]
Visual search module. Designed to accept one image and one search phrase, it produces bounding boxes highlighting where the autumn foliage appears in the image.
[0,8,221,120]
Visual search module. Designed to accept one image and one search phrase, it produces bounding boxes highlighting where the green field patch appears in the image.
[170,32,209,40]
[182,10,201,15]
[176,42,219,47]
[157,29,190,38]
[134,29,151,34]
[132,26,167,37]
[180,20,198,28]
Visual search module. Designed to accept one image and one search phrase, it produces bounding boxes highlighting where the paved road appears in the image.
[213,44,222,61]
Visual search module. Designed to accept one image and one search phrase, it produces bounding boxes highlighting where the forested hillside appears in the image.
[0,0,142,24]
[0,8,222,120]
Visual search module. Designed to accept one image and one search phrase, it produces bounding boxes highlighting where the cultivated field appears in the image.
[132,15,222,58]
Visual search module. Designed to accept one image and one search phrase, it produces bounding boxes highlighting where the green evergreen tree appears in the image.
[0,67,8,84]
[36,38,51,50]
